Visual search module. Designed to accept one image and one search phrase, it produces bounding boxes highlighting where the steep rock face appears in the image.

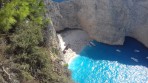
[77,0,126,45]
[49,0,148,47]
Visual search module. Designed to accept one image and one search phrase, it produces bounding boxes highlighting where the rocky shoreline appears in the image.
[57,29,92,63]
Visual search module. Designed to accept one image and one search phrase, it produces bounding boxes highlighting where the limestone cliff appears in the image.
[49,0,148,47]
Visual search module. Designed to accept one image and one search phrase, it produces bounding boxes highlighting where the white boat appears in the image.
[131,57,138,62]
[116,49,121,52]
[134,49,140,53]
[90,42,96,46]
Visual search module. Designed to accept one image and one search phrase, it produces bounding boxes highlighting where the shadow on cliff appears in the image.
[58,29,91,55]
[80,37,148,68]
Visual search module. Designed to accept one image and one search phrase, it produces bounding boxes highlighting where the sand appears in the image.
[57,30,91,64]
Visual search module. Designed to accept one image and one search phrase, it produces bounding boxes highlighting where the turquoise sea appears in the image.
[68,37,148,83]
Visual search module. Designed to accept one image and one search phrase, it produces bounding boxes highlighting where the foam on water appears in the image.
[68,37,148,83]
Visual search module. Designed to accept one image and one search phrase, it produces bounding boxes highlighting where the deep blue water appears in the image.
[68,37,148,83]
[52,0,64,2]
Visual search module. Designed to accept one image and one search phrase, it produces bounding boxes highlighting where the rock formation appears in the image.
[48,0,148,47]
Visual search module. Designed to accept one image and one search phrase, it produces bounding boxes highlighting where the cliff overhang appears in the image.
[48,0,148,47]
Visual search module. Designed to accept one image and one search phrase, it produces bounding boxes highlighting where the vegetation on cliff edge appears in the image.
[0,0,72,83]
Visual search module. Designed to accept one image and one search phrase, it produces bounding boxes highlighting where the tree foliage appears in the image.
[11,21,43,48]
[0,0,44,32]
[0,0,72,83]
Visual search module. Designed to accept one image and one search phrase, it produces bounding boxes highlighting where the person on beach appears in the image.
[63,44,70,54]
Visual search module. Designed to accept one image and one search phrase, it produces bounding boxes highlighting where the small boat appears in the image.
[131,57,138,62]
[116,49,121,52]
[134,49,140,53]
[89,41,96,46]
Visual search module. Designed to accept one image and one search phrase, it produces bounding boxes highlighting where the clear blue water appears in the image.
[68,37,148,83]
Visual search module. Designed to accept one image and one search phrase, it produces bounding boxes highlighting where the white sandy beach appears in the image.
[57,30,91,64]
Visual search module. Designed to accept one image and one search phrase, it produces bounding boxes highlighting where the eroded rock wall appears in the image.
[48,0,148,47]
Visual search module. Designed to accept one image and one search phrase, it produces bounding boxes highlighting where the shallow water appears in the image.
[68,37,148,83]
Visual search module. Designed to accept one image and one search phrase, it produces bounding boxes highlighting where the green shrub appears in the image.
[21,71,34,81]
[0,0,44,32]
[11,21,43,48]
[64,64,68,68]
[0,0,29,31]
[0,0,72,83]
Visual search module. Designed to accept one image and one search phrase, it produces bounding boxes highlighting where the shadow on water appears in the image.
[80,37,148,67]
[52,0,66,2]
